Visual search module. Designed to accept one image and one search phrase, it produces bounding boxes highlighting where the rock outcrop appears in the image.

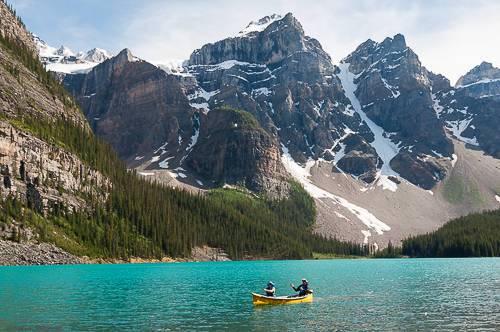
[0,121,108,213]
[187,107,290,197]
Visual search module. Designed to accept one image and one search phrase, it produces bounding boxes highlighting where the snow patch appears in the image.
[381,77,400,98]
[334,211,350,221]
[252,87,272,96]
[337,62,401,178]
[446,118,479,146]
[159,156,174,169]
[238,14,282,36]
[361,230,371,244]
[376,175,397,192]
[431,150,444,158]
[45,62,97,74]
[190,102,210,111]
[456,78,500,88]
[186,115,200,152]
[333,143,346,166]
[431,93,444,118]
[139,172,154,176]
[281,145,390,235]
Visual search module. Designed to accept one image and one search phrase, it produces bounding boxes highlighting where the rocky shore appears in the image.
[0,240,82,266]
[0,240,231,266]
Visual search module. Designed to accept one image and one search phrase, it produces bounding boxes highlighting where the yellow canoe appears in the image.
[252,292,313,305]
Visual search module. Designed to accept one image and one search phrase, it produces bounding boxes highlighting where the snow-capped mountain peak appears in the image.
[55,45,74,57]
[237,13,282,36]
[32,34,112,74]
[32,34,57,57]
[83,48,112,63]
[455,61,500,88]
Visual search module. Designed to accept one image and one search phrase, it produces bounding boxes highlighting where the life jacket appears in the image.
[298,283,308,295]
[265,285,275,296]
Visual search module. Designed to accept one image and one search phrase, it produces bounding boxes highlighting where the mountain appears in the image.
[39,12,500,248]
[61,48,196,161]
[455,61,500,100]
[432,62,500,158]
[339,34,453,189]
[1,1,361,263]
[33,34,112,74]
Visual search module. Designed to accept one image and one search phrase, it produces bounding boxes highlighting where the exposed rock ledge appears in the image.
[191,245,231,262]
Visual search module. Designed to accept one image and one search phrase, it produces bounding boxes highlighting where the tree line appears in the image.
[402,209,500,258]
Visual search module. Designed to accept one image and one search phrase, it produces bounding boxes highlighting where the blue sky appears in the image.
[10,0,500,83]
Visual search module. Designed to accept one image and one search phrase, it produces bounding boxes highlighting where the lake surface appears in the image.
[0,258,498,331]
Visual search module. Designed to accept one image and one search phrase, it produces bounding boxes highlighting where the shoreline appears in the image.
[0,240,232,267]
[2,240,495,267]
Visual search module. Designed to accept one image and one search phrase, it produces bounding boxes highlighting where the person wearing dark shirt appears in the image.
[264,281,276,297]
[290,278,309,296]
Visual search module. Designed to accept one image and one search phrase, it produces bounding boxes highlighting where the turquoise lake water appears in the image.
[0,258,498,331]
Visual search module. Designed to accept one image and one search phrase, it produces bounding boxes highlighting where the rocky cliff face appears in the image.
[0,121,108,213]
[0,0,107,215]
[62,49,196,161]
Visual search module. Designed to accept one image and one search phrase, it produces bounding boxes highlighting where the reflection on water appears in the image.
[0,258,499,331]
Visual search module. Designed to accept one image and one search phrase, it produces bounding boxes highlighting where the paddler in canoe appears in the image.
[264,281,276,297]
[290,278,310,297]
[252,278,313,305]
